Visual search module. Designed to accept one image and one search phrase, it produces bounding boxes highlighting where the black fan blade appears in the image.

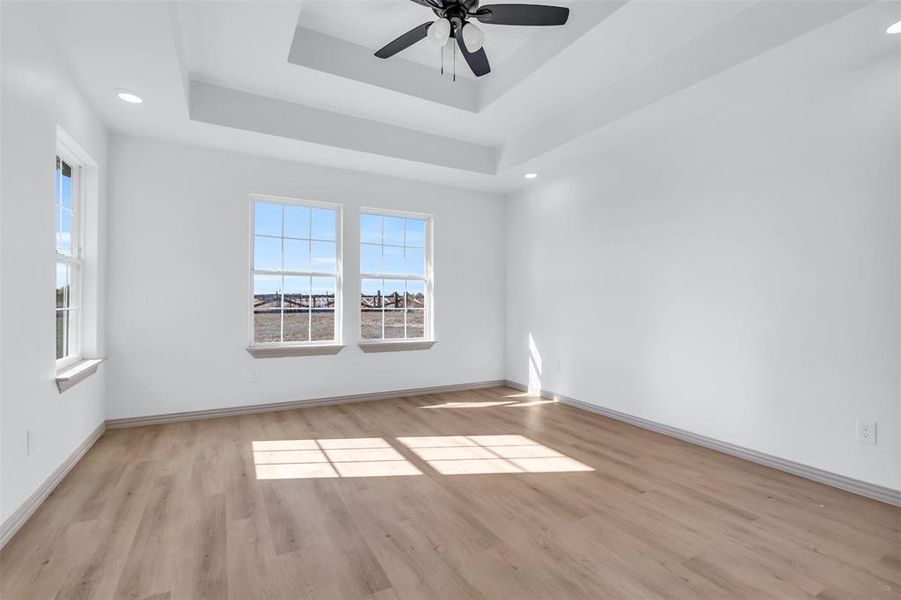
[456,33,490,77]
[409,0,443,7]
[375,21,433,59]
[475,4,569,26]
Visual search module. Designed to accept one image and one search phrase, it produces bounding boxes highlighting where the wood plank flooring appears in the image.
[1,387,899,599]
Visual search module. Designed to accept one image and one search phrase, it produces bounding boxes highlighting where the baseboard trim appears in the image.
[106,380,508,429]
[504,381,901,507]
[0,421,106,550]
[504,380,530,393]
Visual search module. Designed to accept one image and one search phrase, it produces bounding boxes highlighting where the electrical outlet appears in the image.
[856,420,877,445]
[249,370,259,384]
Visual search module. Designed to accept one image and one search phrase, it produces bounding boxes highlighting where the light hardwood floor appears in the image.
[1,387,899,599]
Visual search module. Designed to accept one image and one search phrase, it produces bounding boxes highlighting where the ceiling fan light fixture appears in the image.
[374,2,570,77]
[427,18,451,46]
[462,22,485,52]
[887,20,901,34]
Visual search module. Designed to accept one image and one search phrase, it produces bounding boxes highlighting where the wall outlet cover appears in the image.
[856,420,877,445]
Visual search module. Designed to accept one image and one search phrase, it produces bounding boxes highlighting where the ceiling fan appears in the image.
[375,1,570,77]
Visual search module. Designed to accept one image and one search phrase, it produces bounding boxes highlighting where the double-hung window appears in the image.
[360,211,432,341]
[55,154,82,367]
[250,197,341,347]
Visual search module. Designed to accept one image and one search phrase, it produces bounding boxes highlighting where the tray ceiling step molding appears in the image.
[188,81,497,174]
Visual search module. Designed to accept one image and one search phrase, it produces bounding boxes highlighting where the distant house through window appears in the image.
[250,197,341,346]
[360,210,432,340]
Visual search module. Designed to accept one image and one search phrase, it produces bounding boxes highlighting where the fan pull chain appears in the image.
[440,44,444,75]
[453,41,456,82]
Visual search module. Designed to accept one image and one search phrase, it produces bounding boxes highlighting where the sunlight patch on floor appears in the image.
[254,435,593,480]
[396,435,594,475]
[421,401,515,408]
[253,438,422,480]
[418,399,557,409]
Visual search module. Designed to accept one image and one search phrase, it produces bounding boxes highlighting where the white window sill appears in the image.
[56,358,105,393]
[246,344,345,358]
[358,340,437,353]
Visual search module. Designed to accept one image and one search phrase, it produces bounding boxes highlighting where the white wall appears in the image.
[505,9,900,489]
[0,4,109,524]
[106,136,505,420]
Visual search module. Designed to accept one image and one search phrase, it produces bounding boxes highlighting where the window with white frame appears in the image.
[360,211,431,340]
[55,154,82,365]
[250,197,341,345]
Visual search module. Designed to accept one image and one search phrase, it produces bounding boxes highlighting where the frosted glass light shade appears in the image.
[462,22,485,52]
[427,19,451,46]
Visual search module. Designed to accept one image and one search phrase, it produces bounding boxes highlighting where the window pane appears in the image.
[406,309,425,339]
[312,276,336,309]
[383,246,403,276]
[284,205,310,239]
[253,274,282,343]
[361,309,382,340]
[311,208,337,241]
[57,208,73,255]
[254,236,282,271]
[59,160,73,209]
[284,275,311,309]
[254,202,282,237]
[254,274,282,310]
[384,310,405,339]
[56,262,70,309]
[383,279,404,309]
[283,310,310,342]
[311,310,335,341]
[405,218,426,247]
[56,310,68,359]
[384,216,404,246]
[254,311,282,343]
[405,247,425,277]
[67,309,80,358]
[311,241,336,272]
[360,243,381,274]
[284,239,310,272]
[361,278,383,308]
[405,280,425,309]
[361,214,382,244]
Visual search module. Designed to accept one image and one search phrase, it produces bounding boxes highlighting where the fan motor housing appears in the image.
[433,0,479,22]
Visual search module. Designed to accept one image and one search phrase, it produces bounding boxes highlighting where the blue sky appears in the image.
[253,202,426,297]
[56,163,74,295]
[56,164,73,256]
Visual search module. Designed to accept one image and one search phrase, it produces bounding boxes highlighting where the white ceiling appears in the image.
[18,0,899,193]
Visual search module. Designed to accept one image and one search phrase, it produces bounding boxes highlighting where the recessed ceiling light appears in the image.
[887,21,901,34]
[524,173,538,180]
[115,89,143,104]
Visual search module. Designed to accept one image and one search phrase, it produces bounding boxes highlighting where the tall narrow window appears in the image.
[360,211,432,341]
[56,155,81,365]
[250,197,341,346]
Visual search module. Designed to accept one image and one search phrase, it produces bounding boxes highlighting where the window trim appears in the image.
[358,207,435,346]
[247,193,344,353]
[55,143,85,371]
